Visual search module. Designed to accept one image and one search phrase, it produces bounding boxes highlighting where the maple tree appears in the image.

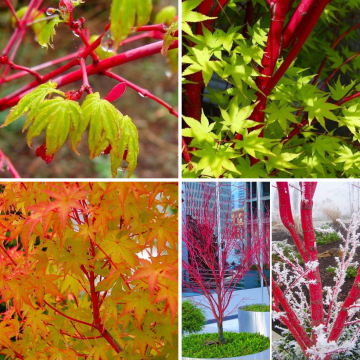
[273,182,360,359]
[182,0,360,178]
[182,182,269,344]
[0,0,178,178]
[0,182,178,359]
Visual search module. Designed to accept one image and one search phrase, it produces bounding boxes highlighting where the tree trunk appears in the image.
[217,320,225,345]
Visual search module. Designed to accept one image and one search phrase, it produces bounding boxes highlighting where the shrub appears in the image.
[346,266,358,279]
[182,299,206,334]
[326,266,336,273]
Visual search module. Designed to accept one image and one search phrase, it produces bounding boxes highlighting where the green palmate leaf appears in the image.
[311,134,341,158]
[110,0,152,48]
[329,77,356,101]
[247,20,268,47]
[191,143,241,178]
[300,153,327,177]
[265,144,301,173]
[110,115,139,178]
[182,111,217,144]
[234,42,264,66]
[79,92,121,159]
[2,82,64,128]
[235,156,267,178]
[37,17,64,49]
[182,0,216,35]
[263,102,298,134]
[335,144,360,172]
[338,104,360,139]
[234,129,276,158]
[304,96,340,129]
[220,100,258,133]
[26,97,82,155]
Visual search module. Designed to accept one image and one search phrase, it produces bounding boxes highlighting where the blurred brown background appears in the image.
[0,0,178,178]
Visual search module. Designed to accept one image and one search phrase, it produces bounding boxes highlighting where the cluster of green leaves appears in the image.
[1,82,139,177]
[241,304,270,312]
[182,331,270,358]
[315,226,340,245]
[346,265,358,279]
[272,240,304,265]
[326,266,336,273]
[182,300,206,334]
[182,0,360,178]
[0,182,178,359]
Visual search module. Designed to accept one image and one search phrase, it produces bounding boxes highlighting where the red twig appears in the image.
[4,0,20,24]
[4,52,79,83]
[182,137,193,170]
[0,56,42,82]
[78,57,93,94]
[0,244,17,266]
[0,147,20,178]
[0,39,178,110]
[320,51,360,91]
[43,300,94,327]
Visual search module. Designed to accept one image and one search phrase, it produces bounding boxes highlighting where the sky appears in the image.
[273,182,360,220]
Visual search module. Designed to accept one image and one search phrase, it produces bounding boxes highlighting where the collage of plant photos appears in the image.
[1,0,360,360]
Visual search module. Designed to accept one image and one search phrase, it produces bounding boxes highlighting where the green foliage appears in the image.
[110,0,152,48]
[242,304,270,312]
[272,240,304,265]
[182,0,360,178]
[182,300,206,334]
[1,84,139,178]
[182,331,270,358]
[155,6,177,25]
[162,22,178,55]
[315,226,340,245]
[37,17,64,49]
[326,266,336,273]
[346,266,358,279]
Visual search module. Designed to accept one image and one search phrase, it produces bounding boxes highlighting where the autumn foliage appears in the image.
[0,182,178,359]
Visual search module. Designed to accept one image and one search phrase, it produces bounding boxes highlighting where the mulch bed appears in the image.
[272,224,360,335]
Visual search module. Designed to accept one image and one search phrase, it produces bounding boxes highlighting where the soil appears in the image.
[272,224,360,335]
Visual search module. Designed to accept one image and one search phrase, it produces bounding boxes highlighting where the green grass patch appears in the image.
[315,226,340,246]
[326,266,336,273]
[182,331,270,358]
[241,304,270,312]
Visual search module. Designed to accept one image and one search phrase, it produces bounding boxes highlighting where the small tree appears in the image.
[182,182,269,345]
[273,182,360,360]
[0,182,178,359]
